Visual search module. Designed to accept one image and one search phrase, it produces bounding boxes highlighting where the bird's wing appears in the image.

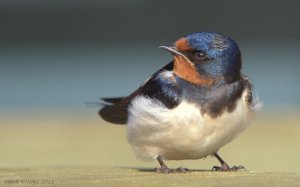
[140,63,182,109]
[99,92,138,125]
[101,97,124,104]
[99,61,182,125]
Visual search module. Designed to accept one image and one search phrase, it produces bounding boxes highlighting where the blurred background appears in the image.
[0,0,299,172]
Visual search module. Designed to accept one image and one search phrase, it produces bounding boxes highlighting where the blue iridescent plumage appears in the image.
[185,31,242,84]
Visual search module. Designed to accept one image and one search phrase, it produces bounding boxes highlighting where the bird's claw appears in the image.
[155,166,171,173]
[212,164,247,172]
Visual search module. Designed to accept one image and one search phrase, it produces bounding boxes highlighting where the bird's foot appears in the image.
[155,165,171,173]
[174,167,189,173]
[212,163,247,172]
[155,166,189,173]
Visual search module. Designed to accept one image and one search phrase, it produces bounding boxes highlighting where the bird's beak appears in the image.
[159,46,191,64]
[159,46,185,57]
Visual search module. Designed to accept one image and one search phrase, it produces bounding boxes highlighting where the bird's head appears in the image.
[160,31,242,87]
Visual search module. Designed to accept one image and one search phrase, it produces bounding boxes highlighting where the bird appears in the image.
[99,31,261,173]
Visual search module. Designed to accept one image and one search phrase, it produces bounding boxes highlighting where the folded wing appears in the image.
[99,62,182,125]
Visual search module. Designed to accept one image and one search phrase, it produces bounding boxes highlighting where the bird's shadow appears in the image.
[119,166,211,173]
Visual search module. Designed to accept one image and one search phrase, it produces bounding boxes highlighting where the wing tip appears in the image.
[101,97,124,104]
[98,103,127,125]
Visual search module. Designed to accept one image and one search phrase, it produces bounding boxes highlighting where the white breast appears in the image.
[127,90,259,161]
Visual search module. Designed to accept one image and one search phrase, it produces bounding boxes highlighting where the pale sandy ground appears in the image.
[0,110,299,186]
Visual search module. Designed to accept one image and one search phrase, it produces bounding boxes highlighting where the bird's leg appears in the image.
[212,153,247,171]
[155,155,188,173]
[155,155,171,173]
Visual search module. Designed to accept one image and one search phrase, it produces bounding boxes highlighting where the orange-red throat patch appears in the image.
[173,56,213,86]
[175,37,190,51]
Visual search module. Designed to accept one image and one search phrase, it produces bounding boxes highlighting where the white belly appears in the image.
[127,90,257,161]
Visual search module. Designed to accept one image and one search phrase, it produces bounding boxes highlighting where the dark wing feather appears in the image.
[141,71,182,109]
[101,97,124,104]
[99,62,182,124]
[99,91,139,124]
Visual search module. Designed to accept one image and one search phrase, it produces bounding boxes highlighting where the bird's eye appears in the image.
[195,51,207,61]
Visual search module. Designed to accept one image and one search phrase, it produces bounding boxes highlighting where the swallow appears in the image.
[99,31,261,173]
